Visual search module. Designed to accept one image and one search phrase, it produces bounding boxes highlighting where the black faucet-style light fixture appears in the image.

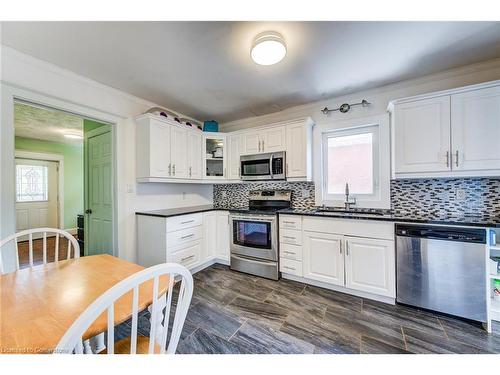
[321,99,371,115]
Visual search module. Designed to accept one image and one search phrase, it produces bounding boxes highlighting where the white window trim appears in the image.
[322,124,380,203]
[314,114,391,209]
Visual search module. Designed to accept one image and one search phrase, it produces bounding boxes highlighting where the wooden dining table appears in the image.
[0,254,168,354]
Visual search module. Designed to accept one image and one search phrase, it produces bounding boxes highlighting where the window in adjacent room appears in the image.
[16,164,49,202]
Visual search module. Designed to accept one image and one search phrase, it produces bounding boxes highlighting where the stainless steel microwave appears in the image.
[240,152,285,181]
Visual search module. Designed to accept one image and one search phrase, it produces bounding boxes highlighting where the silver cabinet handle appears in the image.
[168,163,172,176]
[283,266,296,271]
[283,250,295,255]
[283,236,296,240]
[181,234,194,240]
[262,140,264,151]
[181,220,194,224]
[446,151,450,167]
[455,150,459,167]
[189,166,192,177]
[172,164,176,176]
[283,221,295,225]
[346,241,350,256]
[258,140,261,152]
[340,241,342,254]
[181,255,195,262]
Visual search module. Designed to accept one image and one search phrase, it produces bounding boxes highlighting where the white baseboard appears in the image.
[281,273,396,305]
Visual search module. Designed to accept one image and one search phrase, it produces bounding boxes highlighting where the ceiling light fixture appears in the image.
[64,133,83,140]
[251,31,287,66]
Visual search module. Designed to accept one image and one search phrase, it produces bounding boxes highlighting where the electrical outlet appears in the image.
[302,189,310,198]
[455,189,466,201]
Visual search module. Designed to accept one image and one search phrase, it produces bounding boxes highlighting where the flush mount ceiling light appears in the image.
[251,31,287,66]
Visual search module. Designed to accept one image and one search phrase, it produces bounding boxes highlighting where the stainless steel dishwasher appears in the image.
[396,224,487,322]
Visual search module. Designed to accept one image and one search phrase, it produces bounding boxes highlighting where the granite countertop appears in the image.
[135,205,500,228]
[278,208,500,228]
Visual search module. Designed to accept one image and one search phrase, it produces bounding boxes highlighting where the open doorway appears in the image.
[13,101,113,266]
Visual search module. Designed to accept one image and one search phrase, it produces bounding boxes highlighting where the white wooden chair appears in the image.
[0,227,80,274]
[55,263,194,354]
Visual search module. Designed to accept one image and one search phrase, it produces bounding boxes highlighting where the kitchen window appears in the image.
[322,124,382,206]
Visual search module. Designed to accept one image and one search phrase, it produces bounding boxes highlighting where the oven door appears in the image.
[230,215,277,261]
[240,155,271,181]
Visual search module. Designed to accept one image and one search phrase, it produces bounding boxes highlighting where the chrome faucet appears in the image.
[344,182,356,210]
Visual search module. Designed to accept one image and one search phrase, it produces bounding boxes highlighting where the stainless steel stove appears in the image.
[229,190,291,280]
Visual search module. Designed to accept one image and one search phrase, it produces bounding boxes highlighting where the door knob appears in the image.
[85,209,92,214]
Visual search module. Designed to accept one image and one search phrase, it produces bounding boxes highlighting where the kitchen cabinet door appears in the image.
[394,96,451,174]
[451,86,500,173]
[227,134,243,180]
[216,211,230,261]
[344,236,395,298]
[303,231,344,286]
[262,126,286,152]
[202,211,217,260]
[141,118,171,178]
[170,126,188,179]
[187,131,202,179]
[285,122,310,179]
[242,132,261,155]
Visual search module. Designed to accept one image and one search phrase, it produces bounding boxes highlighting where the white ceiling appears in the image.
[14,102,84,144]
[3,21,500,122]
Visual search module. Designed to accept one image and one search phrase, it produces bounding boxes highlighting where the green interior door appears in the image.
[84,122,113,256]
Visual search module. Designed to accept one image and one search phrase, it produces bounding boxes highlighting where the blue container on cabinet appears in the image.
[203,120,219,132]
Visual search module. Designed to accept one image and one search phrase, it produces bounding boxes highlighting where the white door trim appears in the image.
[15,150,64,230]
[1,84,119,273]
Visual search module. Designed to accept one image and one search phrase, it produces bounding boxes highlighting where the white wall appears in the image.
[1,46,212,267]
[221,57,500,132]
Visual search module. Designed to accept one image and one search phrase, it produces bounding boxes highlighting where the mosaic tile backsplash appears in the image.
[390,178,500,222]
[213,181,315,210]
[213,178,500,222]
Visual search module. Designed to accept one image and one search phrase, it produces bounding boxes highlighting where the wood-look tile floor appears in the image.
[116,264,500,354]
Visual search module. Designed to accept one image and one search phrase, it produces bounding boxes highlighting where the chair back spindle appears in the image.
[55,263,193,355]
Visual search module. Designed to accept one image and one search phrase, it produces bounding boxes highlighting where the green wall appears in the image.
[15,137,83,230]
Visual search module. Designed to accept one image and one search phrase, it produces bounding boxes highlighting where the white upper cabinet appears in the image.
[241,126,286,155]
[187,131,202,179]
[262,126,286,152]
[303,231,344,286]
[344,236,395,298]
[242,132,261,155]
[286,120,312,180]
[393,96,451,175]
[227,134,243,180]
[136,116,172,179]
[391,81,500,178]
[451,85,500,173]
[170,126,188,179]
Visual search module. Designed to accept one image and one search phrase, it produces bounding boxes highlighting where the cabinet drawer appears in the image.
[280,258,302,277]
[167,213,203,232]
[279,215,302,230]
[280,228,302,245]
[167,225,202,248]
[169,241,201,268]
[302,216,394,240]
[280,243,303,261]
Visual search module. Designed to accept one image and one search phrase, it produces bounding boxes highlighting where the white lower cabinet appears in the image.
[279,214,396,301]
[344,236,395,298]
[137,210,230,272]
[303,231,344,286]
